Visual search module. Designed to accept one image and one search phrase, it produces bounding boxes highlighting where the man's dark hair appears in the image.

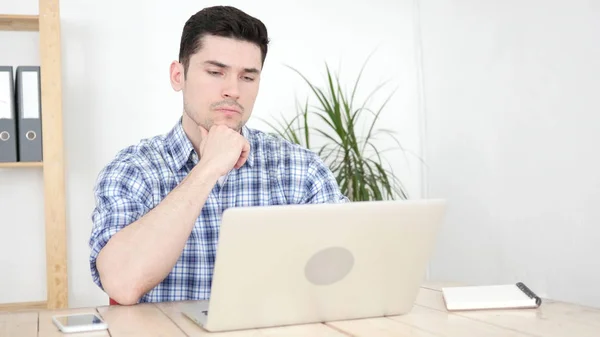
[178,6,270,76]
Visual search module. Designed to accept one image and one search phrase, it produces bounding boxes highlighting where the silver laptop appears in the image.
[182,199,446,332]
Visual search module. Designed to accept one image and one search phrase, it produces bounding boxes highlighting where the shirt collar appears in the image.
[241,125,255,168]
[165,119,255,172]
[165,118,195,172]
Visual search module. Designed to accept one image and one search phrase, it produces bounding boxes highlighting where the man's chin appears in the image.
[210,120,244,132]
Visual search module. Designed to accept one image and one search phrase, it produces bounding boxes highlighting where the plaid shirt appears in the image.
[89,118,348,303]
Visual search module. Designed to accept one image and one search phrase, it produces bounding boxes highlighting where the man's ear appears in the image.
[170,61,184,91]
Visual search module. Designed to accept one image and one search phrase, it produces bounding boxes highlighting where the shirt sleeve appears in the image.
[89,159,152,290]
[304,154,350,204]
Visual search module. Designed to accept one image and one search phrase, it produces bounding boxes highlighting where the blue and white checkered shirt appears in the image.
[89,118,348,303]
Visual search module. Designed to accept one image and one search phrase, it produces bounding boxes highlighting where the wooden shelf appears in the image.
[0,162,43,168]
[1,0,68,310]
[0,14,39,31]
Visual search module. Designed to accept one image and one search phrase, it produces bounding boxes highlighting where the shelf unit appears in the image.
[0,0,68,310]
[0,162,44,168]
[0,14,39,31]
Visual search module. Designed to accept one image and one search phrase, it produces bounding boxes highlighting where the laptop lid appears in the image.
[201,199,446,332]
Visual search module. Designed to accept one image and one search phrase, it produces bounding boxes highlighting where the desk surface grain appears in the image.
[1,283,599,337]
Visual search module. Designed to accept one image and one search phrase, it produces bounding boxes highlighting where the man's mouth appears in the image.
[215,107,241,114]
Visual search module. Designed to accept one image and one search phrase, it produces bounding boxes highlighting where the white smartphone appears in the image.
[52,313,108,333]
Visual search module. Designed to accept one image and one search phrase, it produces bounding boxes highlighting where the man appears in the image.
[89,5,348,306]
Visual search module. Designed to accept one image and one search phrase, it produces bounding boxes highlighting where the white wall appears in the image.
[0,0,420,308]
[420,0,600,308]
[6,0,597,312]
[0,1,46,305]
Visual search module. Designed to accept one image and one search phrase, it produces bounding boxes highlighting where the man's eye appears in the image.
[243,76,255,82]
[207,70,221,76]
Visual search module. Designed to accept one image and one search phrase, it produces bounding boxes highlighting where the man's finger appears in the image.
[234,141,251,169]
[198,126,209,153]
[199,126,209,140]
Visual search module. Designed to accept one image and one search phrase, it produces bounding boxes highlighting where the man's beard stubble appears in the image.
[183,100,245,132]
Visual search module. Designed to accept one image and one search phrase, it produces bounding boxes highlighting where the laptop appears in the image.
[182,199,446,332]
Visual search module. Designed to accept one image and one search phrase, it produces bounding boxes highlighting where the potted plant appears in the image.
[262,57,412,201]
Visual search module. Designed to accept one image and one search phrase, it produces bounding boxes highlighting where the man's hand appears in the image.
[198,125,250,176]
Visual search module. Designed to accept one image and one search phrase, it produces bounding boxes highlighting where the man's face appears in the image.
[174,35,263,132]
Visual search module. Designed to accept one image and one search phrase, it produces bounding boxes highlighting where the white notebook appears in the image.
[442,282,542,311]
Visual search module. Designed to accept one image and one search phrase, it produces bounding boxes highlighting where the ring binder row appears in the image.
[0,65,43,163]
[516,282,543,307]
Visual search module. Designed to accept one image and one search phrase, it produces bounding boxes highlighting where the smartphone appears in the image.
[52,313,108,333]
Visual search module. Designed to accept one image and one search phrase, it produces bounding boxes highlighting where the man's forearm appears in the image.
[96,162,219,304]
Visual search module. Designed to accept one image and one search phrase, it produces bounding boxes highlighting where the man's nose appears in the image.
[222,76,241,100]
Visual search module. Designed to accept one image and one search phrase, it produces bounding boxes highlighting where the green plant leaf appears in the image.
[265,56,414,201]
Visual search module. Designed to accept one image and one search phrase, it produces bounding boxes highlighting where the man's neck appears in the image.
[181,114,202,156]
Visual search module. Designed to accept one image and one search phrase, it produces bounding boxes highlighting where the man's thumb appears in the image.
[198,126,209,154]
[199,126,209,139]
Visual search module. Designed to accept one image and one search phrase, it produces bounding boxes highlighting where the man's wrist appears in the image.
[191,161,221,184]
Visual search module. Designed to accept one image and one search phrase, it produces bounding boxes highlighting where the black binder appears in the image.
[0,66,18,163]
[15,66,43,162]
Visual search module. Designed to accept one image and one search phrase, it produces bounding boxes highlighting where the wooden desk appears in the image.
[1,283,599,337]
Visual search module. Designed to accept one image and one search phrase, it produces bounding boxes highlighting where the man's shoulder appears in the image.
[245,127,318,163]
[97,133,169,181]
[244,126,348,203]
